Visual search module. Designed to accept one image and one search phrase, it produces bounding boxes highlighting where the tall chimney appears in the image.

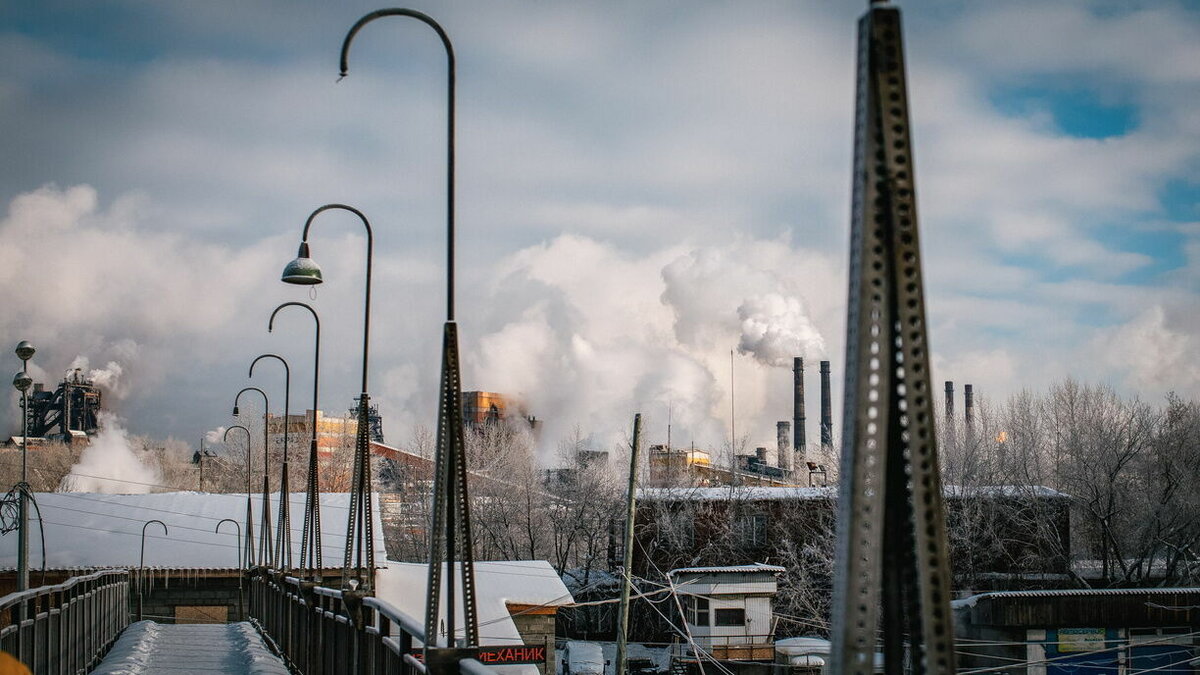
[964,384,974,426]
[793,357,806,452]
[777,421,792,472]
[944,381,954,422]
[820,360,833,448]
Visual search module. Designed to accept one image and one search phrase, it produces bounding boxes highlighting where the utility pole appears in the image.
[615,413,642,675]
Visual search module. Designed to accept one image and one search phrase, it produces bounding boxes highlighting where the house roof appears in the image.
[668,563,786,577]
[0,491,386,570]
[376,560,573,675]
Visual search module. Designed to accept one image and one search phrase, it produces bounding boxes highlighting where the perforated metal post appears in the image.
[424,322,479,652]
[338,9,481,667]
[830,2,957,673]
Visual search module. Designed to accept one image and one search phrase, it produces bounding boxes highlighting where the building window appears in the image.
[687,596,709,626]
[734,513,767,549]
[713,608,746,627]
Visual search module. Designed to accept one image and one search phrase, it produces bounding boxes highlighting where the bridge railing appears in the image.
[249,570,494,675]
[0,570,130,675]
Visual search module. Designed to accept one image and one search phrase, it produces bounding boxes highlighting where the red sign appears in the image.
[414,645,546,665]
[477,645,547,665]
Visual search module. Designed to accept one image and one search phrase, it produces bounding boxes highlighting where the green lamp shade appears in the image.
[282,242,323,285]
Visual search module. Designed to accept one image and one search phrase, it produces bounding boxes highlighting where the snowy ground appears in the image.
[90,620,290,674]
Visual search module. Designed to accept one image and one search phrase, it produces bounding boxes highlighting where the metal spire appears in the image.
[830,2,957,673]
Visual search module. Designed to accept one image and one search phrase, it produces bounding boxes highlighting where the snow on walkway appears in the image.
[90,620,290,674]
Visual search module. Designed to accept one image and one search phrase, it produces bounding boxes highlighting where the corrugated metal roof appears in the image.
[953,586,1200,609]
[668,563,786,576]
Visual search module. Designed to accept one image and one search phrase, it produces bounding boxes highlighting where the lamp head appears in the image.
[281,241,323,285]
[232,405,240,416]
[15,341,35,362]
[12,371,32,393]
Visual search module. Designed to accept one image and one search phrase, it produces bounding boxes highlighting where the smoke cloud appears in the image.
[736,293,825,367]
[69,353,134,401]
[458,235,842,460]
[60,412,162,494]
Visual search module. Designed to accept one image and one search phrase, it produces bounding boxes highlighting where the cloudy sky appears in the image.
[2,1,1197,459]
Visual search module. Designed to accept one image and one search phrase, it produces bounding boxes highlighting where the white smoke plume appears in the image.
[455,235,842,460]
[736,293,825,367]
[60,412,161,493]
[204,427,227,445]
[68,355,132,401]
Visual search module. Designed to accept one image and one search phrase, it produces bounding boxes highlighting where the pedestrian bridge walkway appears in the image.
[1,569,494,675]
[90,621,289,674]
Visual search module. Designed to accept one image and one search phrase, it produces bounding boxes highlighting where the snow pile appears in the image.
[91,621,289,674]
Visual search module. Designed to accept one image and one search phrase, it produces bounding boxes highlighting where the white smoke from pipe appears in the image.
[60,412,161,494]
[736,293,825,367]
[460,235,840,460]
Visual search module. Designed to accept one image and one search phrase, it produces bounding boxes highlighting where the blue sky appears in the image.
[1,1,1197,456]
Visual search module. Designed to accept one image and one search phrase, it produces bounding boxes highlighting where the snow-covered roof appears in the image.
[642,484,1067,502]
[0,491,386,570]
[376,560,573,675]
[952,586,1200,610]
[668,563,786,577]
[641,486,836,502]
[943,485,1069,499]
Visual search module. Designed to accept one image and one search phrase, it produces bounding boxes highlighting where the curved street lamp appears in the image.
[338,8,478,646]
[280,204,374,590]
[216,518,244,619]
[223,424,255,569]
[138,519,168,621]
[12,340,35,593]
[269,302,324,576]
[250,353,292,570]
[234,386,273,567]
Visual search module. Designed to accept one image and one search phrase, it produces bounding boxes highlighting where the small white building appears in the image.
[670,563,784,662]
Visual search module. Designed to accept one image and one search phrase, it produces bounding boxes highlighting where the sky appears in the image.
[1,0,1197,461]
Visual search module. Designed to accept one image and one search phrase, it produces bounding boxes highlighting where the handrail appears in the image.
[0,569,130,674]
[0,568,123,607]
[251,570,491,674]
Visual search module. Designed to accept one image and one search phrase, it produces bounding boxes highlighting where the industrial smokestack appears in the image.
[777,421,791,472]
[945,381,954,422]
[820,360,833,448]
[964,384,974,426]
[793,357,806,451]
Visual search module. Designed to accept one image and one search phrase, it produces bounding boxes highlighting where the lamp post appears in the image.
[216,519,244,619]
[250,354,292,570]
[339,9,479,650]
[12,340,35,593]
[269,302,324,577]
[280,204,374,591]
[138,519,168,621]
[233,386,272,567]
[224,425,255,569]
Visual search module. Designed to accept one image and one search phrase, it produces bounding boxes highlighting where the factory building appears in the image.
[15,369,101,444]
[266,409,358,458]
[460,391,542,434]
[648,357,835,488]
